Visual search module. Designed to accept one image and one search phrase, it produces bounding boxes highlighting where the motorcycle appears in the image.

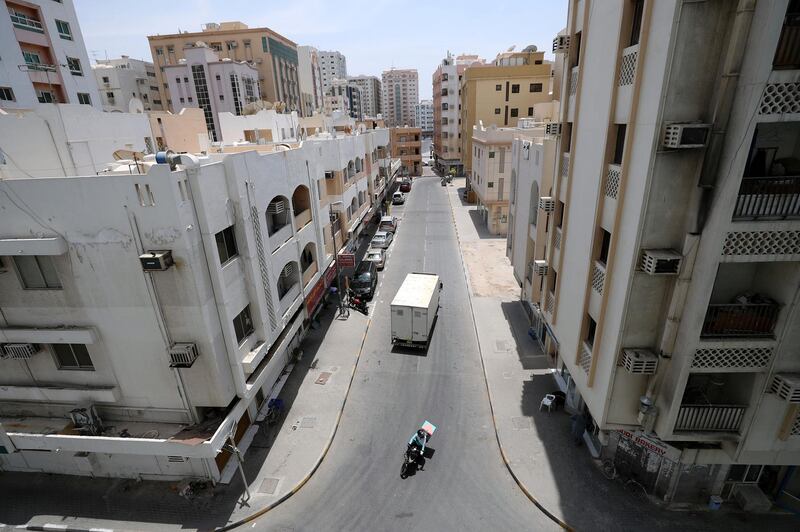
[440,178,447,186]
[401,444,422,478]
[347,289,368,315]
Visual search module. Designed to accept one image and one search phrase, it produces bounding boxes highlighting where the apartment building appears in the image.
[508,0,800,508]
[163,44,261,142]
[93,56,164,112]
[348,75,381,118]
[0,0,99,109]
[148,22,300,114]
[0,111,392,481]
[381,68,419,127]
[297,45,324,116]
[327,78,363,120]
[460,46,552,179]
[390,126,421,176]
[319,50,347,94]
[415,99,434,136]
[471,124,515,235]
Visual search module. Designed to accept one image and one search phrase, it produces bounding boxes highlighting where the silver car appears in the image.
[370,231,394,249]
[364,248,385,270]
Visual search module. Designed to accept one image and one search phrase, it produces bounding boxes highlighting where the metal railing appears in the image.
[675,404,746,432]
[10,13,44,32]
[701,303,780,338]
[733,176,800,220]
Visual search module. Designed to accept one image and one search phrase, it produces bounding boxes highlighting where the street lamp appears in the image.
[329,201,346,317]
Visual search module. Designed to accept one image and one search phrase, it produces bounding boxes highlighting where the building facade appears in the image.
[148,22,300,114]
[327,78,363,120]
[318,50,347,94]
[347,75,381,118]
[390,126,421,177]
[0,111,394,482]
[460,47,552,178]
[508,0,800,508]
[415,99,434,136]
[381,68,419,127]
[93,56,163,112]
[297,45,324,117]
[0,0,99,109]
[471,124,515,235]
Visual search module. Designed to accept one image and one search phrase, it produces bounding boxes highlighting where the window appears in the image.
[233,305,254,344]
[488,182,494,188]
[510,108,519,118]
[530,83,542,92]
[586,316,597,347]
[101,76,109,83]
[489,151,495,158]
[528,107,534,116]
[66,57,82,76]
[598,229,611,265]
[53,344,93,370]
[612,124,627,164]
[184,77,188,83]
[215,225,238,265]
[23,51,41,66]
[55,19,72,40]
[0,87,15,101]
[495,84,502,91]
[629,0,645,46]
[156,47,164,56]
[219,94,224,101]
[13,256,61,289]
[511,84,520,93]
[176,77,181,84]
[187,96,193,102]
[535,59,543,65]
[77,92,91,105]
[37,90,54,103]
[179,97,185,103]
[106,91,114,99]
[494,108,501,115]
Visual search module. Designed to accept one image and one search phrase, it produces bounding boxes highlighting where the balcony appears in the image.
[10,13,44,33]
[733,176,800,220]
[294,208,312,229]
[559,153,570,201]
[278,283,301,316]
[701,302,780,338]
[675,405,746,433]
[569,66,579,96]
[579,341,593,374]
[554,226,562,250]
[545,290,555,314]
[302,261,318,287]
[591,260,606,296]
[269,223,293,253]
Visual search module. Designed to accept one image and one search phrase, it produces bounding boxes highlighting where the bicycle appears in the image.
[265,398,284,425]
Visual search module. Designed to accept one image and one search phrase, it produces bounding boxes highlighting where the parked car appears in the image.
[364,247,385,270]
[399,180,412,193]
[370,230,394,249]
[392,191,406,205]
[379,215,398,233]
[351,260,378,300]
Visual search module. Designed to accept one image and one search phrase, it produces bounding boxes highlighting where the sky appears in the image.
[75,0,568,101]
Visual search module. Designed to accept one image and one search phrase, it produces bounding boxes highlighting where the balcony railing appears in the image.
[545,291,555,314]
[675,404,746,432]
[701,303,780,338]
[278,283,301,316]
[569,66,579,96]
[294,208,312,229]
[10,13,44,33]
[561,152,570,179]
[733,176,800,220]
[302,261,318,287]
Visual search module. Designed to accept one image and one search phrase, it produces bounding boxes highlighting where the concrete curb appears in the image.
[215,317,372,531]
[445,185,574,532]
[24,525,114,532]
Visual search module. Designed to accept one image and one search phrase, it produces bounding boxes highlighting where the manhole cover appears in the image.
[300,416,316,429]
[495,340,511,353]
[259,477,280,494]
[512,417,532,430]
[315,372,332,385]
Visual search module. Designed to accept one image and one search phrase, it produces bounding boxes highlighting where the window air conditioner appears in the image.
[621,349,658,375]
[640,249,682,276]
[538,197,556,213]
[267,200,287,214]
[533,260,548,276]
[1,343,39,360]
[552,35,570,54]
[545,123,562,136]
[169,343,199,368]
[770,373,800,404]
[139,250,174,271]
[662,123,711,149]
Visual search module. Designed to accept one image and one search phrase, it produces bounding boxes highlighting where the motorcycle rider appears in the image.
[408,428,428,454]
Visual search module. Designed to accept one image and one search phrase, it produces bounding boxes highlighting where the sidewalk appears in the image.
[0,300,370,532]
[444,179,797,532]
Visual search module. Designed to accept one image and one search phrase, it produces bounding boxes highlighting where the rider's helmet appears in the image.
[417,429,426,439]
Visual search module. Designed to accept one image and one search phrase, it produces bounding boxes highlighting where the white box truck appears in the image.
[391,272,442,349]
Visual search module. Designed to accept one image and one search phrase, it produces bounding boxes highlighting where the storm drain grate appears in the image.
[300,416,317,429]
[259,477,280,494]
[315,372,332,385]
[512,417,532,430]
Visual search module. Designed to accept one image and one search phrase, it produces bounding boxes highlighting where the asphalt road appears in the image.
[259,171,559,531]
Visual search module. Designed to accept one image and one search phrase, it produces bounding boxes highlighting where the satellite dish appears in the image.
[113,149,145,161]
[128,98,144,114]
[507,45,516,52]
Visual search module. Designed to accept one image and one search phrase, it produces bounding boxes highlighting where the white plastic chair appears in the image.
[539,394,556,412]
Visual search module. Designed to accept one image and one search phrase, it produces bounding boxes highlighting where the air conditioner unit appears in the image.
[662,123,712,149]
[545,123,562,136]
[169,342,199,368]
[139,250,174,272]
[640,249,682,276]
[770,373,800,403]
[533,260,548,276]
[552,35,570,54]
[1,343,39,360]
[325,171,335,179]
[621,348,659,375]
[282,262,297,276]
[267,200,287,214]
[538,196,556,213]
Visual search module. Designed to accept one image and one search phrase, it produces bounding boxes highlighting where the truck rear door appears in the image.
[392,305,412,341]
[412,308,428,342]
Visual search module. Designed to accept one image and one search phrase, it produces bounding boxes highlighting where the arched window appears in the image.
[266,195,291,235]
[292,185,312,226]
[276,261,300,299]
[529,181,539,227]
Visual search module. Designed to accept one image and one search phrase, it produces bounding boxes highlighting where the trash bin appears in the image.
[708,495,723,510]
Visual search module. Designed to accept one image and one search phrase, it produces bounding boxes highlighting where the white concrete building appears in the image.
[93,56,164,112]
[297,45,324,117]
[0,0,100,109]
[217,109,299,145]
[0,116,393,482]
[415,99,434,136]
[381,68,419,127]
[471,123,516,235]
[508,0,800,507]
[318,50,347,94]
[347,75,381,118]
[327,78,362,120]
[164,44,261,142]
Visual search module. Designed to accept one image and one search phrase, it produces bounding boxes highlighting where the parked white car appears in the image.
[379,215,398,233]
[370,231,394,249]
[392,191,405,205]
[364,248,385,270]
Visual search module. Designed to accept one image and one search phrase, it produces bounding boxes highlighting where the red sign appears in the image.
[305,263,338,315]
[338,253,356,269]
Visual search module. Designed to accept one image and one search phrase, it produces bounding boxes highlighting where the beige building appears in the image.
[147,22,300,114]
[471,124,516,235]
[390,126,421,177]
[507,0,800,507]
[381,68,419,127]
[460,47,552,179]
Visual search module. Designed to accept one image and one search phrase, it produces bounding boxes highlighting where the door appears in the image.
[412,309,428,342]
[392,306,412,341]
